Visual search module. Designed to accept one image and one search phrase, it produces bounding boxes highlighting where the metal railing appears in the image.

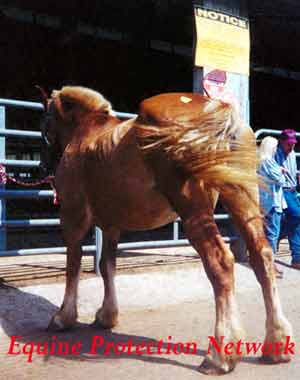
[0,97,244,274]
[255,129,300,160]
[255,129,300,142]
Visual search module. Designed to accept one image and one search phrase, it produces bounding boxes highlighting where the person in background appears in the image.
[275,129,300,269]
[258,136,286,278]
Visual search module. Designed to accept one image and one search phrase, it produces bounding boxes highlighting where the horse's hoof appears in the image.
[260,354,291,365]
[198,356,236,375]
[47,314,75,332]
[93,308,118,329]
[262,321,293,365]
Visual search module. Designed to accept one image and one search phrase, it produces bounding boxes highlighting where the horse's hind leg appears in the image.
[161,179,244,374]
[93,227,120,329]
[220,186,293,364]
[48,211,92,331]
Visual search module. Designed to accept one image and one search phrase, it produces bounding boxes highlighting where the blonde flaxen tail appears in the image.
[135,101,260,201]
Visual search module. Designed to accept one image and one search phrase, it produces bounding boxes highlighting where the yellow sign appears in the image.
[194,6,250,76]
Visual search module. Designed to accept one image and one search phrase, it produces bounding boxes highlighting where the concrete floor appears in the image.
[0,242,299,379]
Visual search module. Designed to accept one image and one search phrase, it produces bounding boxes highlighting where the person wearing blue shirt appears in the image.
[275,129,300,269]
[258,136,286,278]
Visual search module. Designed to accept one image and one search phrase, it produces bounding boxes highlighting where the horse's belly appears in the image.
[91,178,177,231]
[120,188,178,230]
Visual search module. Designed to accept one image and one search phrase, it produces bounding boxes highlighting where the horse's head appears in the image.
[38,86,113,175]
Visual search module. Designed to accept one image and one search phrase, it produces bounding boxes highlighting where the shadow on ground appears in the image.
[0,283,264,372]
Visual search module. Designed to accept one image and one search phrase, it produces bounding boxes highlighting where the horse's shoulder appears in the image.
[67,117,136,158]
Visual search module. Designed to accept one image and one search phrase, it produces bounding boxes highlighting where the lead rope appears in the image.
[0,164,59,205]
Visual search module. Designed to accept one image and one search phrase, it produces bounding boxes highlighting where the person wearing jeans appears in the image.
[259,136,287,278]
[275,129,300,269]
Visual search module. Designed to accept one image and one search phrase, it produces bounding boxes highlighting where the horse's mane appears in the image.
[51,86,113,116]
[49,86,137,159]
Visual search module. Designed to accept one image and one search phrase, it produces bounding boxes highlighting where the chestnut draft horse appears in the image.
[39,86,292,375]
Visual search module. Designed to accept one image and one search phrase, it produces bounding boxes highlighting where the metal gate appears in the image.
[3,98,290,273]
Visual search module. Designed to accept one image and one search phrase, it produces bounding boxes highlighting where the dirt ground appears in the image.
[1,241,299,380]
[0,246,202,287]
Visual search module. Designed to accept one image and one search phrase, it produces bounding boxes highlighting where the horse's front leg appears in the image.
[48,209,92,331]
[94,227,120,329]
[48,242,83,331]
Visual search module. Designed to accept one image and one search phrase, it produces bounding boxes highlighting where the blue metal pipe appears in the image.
[0,219,60,227]
[115,111,137,119]
[255,129,300,139]
[0,98,44,110]
[0,97,135,119]
[0,129,42,138]
[0,159,40,167]
[0,236,237,258]
[0,245,96,257]
[0,190,54,199]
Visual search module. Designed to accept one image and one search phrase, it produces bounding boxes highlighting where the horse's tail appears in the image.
[135,101,259,199]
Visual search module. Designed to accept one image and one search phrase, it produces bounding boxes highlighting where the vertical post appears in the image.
[193,0,249,262]
[193,0,249,123]
[94,226,103,275]
[0,106,6,252]
[173,219,179,242]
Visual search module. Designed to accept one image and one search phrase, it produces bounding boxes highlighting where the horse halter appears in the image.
[41,112,53,147]
[39,111,62,176]
[35,86,61,175]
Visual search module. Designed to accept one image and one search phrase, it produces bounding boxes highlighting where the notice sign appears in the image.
[194,6,250,75]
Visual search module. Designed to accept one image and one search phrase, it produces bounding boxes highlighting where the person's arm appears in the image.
[260,158,286,186]
[285,151,298,186]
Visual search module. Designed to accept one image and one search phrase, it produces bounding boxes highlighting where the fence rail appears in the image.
[255,129,300,158]
[0,99,143,274]
[2,97,295,274]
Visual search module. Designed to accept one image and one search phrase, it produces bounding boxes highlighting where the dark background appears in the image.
[0,0,300,248]
[1,0,300,128]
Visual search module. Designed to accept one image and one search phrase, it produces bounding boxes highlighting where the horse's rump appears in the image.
[135,93,259,198]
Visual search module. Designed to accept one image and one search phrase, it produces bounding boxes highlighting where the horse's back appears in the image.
[138,92,225,125]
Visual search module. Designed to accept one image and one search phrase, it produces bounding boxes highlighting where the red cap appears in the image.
[280,129,297,144]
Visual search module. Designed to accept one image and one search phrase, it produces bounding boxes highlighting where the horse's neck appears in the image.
[66,116,135,156]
